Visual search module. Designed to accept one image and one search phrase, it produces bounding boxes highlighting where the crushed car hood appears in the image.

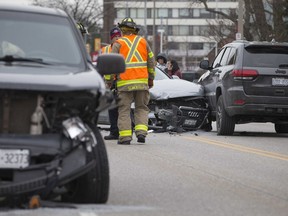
[0,64,105,92]
[149,79,204,100]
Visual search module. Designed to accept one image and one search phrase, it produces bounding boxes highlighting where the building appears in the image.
[112,0,238,72]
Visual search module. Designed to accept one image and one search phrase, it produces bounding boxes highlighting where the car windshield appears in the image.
[0,10,84,67]
[155,66,171,80]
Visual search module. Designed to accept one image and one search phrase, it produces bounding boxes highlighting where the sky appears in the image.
[0,0,32,5]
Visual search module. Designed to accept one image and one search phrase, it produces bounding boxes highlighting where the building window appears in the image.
[179,43,188,51]
[192,26,200,35]
[179,8,190,18]
[200,26,210,36]
[172,8,178,18]
[147,8,152,18]
[167,26,173,35]
[193,9,200,18]
[117,9,127,19]
[200,9,213,18]
[158,8,168,18]
[189,43,204,50]
[130,8,136,18]
[168,42,178,49]
[179,26,189,36]
[137,8,145,18]
[147,25,153,35]
[172,25,179,35]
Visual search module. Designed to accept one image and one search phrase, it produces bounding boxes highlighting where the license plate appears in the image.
[0,149,29,169]
[272,78,288,86]
[183,119,197,126]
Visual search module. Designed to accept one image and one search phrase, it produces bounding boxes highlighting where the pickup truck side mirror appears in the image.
[96,53,126,75]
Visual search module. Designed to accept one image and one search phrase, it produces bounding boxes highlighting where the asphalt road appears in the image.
[1,123,287,216]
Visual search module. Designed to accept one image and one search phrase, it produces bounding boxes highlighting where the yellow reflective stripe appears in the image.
[120,37,132,47]
[102,45,110,54]
[148,68,155,73]
[126,36,141,62]
[119,130,132,137]
[148,51,154,58]
[117,78,148,87]
[134,50,144,62]
[104,74,111,80]
[126,62,147,68]
[135,124,148,131]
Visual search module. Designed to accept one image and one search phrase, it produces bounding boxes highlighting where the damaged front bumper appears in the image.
[0,118,97,199]
[148,97,210,132]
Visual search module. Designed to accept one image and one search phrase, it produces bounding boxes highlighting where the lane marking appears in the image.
[184,136,288,161]
[79,212,98,216]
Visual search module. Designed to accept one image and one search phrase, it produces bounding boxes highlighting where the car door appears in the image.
[200,47,230,115]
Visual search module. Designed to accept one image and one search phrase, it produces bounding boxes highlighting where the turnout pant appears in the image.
[117,90,150,142]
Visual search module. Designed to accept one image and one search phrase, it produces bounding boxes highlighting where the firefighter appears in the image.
[111,17,155,145]
[101,27,122,140]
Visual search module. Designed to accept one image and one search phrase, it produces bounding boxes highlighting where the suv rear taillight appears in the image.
[231,69,258,80]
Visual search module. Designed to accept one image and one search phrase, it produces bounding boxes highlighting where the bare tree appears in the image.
[32,0,105,40]
[32,0,114,49]
[192,0,288,42]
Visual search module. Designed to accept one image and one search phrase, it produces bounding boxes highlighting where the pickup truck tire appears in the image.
[216,95,235,135]
[62,125,109,204]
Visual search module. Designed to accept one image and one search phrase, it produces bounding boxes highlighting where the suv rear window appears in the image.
[243,45,288,68]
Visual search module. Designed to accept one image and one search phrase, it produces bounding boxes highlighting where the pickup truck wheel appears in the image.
[62,125,109,203]
[216,95,235,135]
[274,123,288,133]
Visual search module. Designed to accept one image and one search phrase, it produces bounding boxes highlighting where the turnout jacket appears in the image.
[111,34,155,91]
[101,44,114,83]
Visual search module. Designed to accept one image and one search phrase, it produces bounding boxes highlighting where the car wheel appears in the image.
[216,95,235,135]
[62,125,109,203]
[274,123,288,133]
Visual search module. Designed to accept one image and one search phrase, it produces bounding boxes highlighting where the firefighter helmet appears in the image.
[118,17,139,32]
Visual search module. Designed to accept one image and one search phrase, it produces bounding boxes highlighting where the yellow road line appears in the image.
[185,136,288,161]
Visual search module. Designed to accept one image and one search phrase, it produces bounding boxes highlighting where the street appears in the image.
[1,123,288,216]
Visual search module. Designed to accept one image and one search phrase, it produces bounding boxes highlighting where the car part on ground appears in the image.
[0,4,124,207]
[198,40,288,135]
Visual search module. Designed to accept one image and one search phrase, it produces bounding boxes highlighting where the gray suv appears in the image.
[198,40,288,135]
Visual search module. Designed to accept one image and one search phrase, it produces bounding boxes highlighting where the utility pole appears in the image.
[103,0,115,44]
[152,0,156,55]
[144,0,147,39]
[237,0,244,40]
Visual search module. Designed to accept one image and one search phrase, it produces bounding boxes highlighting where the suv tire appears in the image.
[216,95,235,135]
[62,125,109,203]
[274,123,288,133]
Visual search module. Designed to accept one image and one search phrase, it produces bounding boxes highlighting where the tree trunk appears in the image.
[103,0,115,44]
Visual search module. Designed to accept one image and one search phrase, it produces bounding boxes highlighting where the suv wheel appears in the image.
[274,123,288,133]
[216,95,235,135]
[62,125,109,203]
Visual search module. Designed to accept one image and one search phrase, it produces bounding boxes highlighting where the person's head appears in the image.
[157,53,167,65]
[170,60,180,72]
[77,22,89,38]
[110,27,122,43]
[118,17,139,35]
